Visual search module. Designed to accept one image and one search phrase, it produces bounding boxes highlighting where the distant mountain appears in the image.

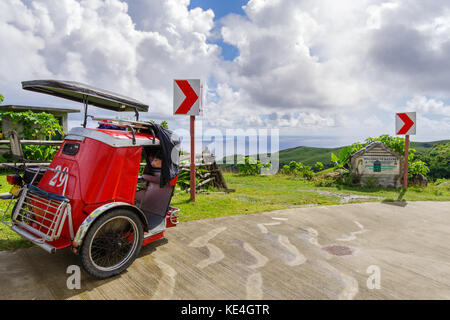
[218,139,450,171]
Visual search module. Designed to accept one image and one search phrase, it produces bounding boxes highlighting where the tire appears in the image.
[79,209,144,279]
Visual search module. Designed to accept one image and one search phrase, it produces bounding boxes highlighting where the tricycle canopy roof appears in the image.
[22,80,149,113]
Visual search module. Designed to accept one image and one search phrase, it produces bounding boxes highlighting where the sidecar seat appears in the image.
[136,174,173,218]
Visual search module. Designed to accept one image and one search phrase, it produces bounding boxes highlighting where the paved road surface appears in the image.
[0,201,449,299]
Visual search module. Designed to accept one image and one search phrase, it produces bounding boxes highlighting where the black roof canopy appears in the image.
[22,80,149,112]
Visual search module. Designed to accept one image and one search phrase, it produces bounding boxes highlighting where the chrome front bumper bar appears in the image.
[10,224,56,254]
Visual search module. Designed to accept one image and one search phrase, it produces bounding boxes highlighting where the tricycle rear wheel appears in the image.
[79,209,144,279]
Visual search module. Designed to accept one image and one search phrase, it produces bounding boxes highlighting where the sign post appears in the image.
[396,112,416,189]
[174,79,201,202]
[403,134,409,189]
[190,115,195,201]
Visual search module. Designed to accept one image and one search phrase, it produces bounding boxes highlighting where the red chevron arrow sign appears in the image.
[173,79,202,202]
[173,79,201,115]
[396,112,416,135]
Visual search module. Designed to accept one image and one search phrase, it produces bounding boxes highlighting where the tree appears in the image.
[314,162,324,172]
[0,94,4,104]
[331,134,418,169]
[0,110,63,140]
[365,134,416,162]
[148,119,168,129]
[0,111,64,161]
[416,142,450,179]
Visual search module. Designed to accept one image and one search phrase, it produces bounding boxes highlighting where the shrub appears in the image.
[330,143,364,169]
[280,164,291,175]
[337,172,356,187]
[362,176,378,189]
[24,145,59,162]
[280,160,314,180]
[408,160,430,177]
[435,178,448,185]
[313,176,335,187]
[331,146,350,168]
[314,161,324,172]
[237,156,271,175]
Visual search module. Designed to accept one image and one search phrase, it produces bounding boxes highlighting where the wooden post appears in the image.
[190,115,196,202]
[403,134,409,189]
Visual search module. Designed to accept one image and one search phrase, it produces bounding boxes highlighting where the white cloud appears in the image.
[218,0,365,114]
[406,96,450,117]
[0,0,219,123]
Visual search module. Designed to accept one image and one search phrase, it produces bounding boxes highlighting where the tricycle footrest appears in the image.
[11,224,56,254]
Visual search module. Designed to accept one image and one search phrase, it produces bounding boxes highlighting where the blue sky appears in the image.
[189,0,248,61]
[189,0,247,20]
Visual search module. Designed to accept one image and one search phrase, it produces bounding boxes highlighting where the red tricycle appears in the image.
[1,80,181,279]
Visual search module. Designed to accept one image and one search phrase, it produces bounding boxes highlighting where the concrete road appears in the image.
[0,201,449,300]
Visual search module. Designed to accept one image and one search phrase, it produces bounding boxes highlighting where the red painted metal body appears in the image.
[31,128,176,250]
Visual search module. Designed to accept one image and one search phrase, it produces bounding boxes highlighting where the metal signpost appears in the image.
[174,79,201,202]
[396,112,416,189]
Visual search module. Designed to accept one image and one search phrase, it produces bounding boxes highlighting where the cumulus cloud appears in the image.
[0,0,219,123]
[366,1,450,95]
[207,0,450,142]
[406,96,450,116]
[218,0,365,113]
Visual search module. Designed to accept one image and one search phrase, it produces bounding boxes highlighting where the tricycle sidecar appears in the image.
[1,80,180,279]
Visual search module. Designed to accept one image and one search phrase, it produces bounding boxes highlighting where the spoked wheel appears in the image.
[80,209,144,279]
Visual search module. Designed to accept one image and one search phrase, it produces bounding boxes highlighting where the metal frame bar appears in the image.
[168,206,180,225]
[0,165,75,251]
[11,186,70,242]
[82,95,88,128]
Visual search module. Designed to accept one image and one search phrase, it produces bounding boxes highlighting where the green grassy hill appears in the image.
[410,140,450,154]
[276,146,341,168]
[277,139,449,168]
[219,139,450,171]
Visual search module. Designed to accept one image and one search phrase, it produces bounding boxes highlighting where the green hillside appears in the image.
[277,139,449,168]
[276,146,341,168]
[410,140,450,154]
[219,139,450,171]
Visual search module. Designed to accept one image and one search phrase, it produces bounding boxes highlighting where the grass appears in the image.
[0,174,33,251]
[310,180,450,202]
[172,173,450,223]
[1,171,449,251]
[172,173,342,222]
